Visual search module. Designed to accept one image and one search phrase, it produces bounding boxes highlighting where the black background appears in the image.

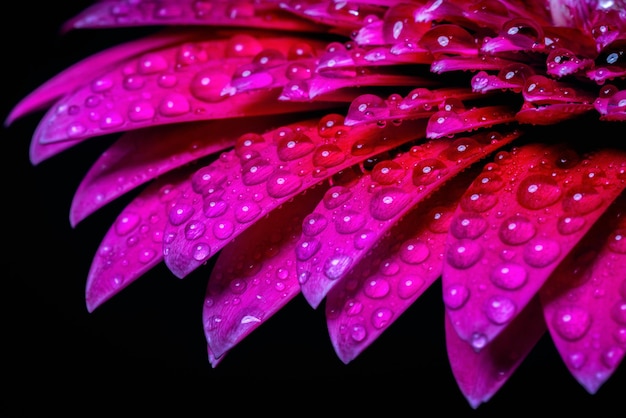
[3,1,624,416]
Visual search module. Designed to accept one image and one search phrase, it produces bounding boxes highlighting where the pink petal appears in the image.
[299,129,521,309]
[203,185,327,364]
[446,296,546,409]
[63,0,324,33]
[70,115,299,226]
[162,117,428,279]
[540,192,626,394]
[31,34,331,145]
[6,29,199,126]
[85,165,195,312]
[326,168,476,363]
[443,143,626,351]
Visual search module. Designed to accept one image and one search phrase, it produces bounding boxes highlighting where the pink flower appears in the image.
[6,0,626,411]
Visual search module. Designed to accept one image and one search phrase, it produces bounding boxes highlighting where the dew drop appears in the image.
[192,243,211,261]
[354,229,376,249]
[190,70,230,102]
[370,160,405,185]
[369,187,411,221]
[312,144,346,168]
[323,186,353,210]
[412,158,447,186]
[397,275,424,299]
[213,221,234,240]
[127,100,155,122]
[471,332,488,351]
[460,191,498,213]
[137,53,169,74]
[159,93,191,116]
[446,239,483,269]
[203,197,228,218]
[398,239,430,264]
[371,307,394,329]
[562,185,603,215]
[490,262,528,290]
[523,238,561,267]
[350,324,367,342]
[345,299,363,316]
[168,203,194,226]
[184,220,206,240]
[611,300,626,325]
[99,111,124,129]
[602,346,624,368]
[138,248,157,264]
[276,131,315,161]
[568,352,587,369]
[302,213,328,236]
[295,238,321,261]
[557,215,586,235]
[450,212,488,240]
[498,215,536,245]
[335,210,366,234]
[553,305,592,341]
[443,284,470,310]
[115,212,140,236]
[364,278,391,299]
[324,255,353,280]
[517,174,562,210]
[485,295,517,324]
[266,170,303,198]
[234,201,261,223]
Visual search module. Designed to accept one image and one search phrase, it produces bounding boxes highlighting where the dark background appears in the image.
[3,1,624,416]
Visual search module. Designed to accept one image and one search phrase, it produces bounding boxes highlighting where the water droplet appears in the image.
[364,278,391,299]
[91,77,114,92]
[602,346,624,368]
[203,197,228,218]
[557,215,586,235]
[312,144,346,168]
[553,305,592,341]
[302,213,328,236]
[344,299,363,316]
[323,186,353,210]
[371,307,394,329]
[335,210,366,234]
[192,242,211,261]
[295,238,321,261]
[450,212,488,240]
[397,275,424,299]
[398,239,430,264]
[115,212,140,235]
[276,131,315,161]
[517,174,562,210]
[184,220,206,240]
[471,332,488,351]
[369,187,411,220]
[412,158,447,186]
[568,352,587,369]
[138,248,157,264]
[350,324,367,342]
[110,274,124,288]
[490,262,527,289]
[265,170,302,198]
[353,229,376,249]
[446,239,484,269]
[442,136,481,162]
[485,295,517,324]
[498,215,536,245]
[213,221,234,240]
[159,93,191,116]
[234,201,261,223]
[169,203,194,226]
[230,279,247,294]
[370,160,405,185]
[127,100,155,122]
[190,69,230,102]
[562,185,603,215]
[379,260,400,276]
[443,284,470,309]
[99,111,124,129]
[523,238,561,267]
[123,74,146,90]
[137,53,169,74]
[460,191,498,213]
[324,255,353,280]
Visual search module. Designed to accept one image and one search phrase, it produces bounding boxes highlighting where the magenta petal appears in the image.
[299,129,521,308]
[162,118,428,279]
[326,170,475,363]
[85,166,194,312]
[540,192,626,394]
[6,29,198,126]
[443,143,626,350]
[70,116,296,226]
[63,0,324,33]
[203,185,326,364]
[31,34,330,145]
[446,296,546,409]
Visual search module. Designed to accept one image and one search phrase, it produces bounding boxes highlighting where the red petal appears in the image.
[540,192,626,394]
[444,143,626,351]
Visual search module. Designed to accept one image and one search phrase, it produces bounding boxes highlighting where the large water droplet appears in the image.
[562,185,603,215]
[241,157,273,185]
[266,170,302,198]
[324,255,353,280]
[234,201,261,223]
[159,93,191,116]
[517,174,562,210]
[490,262,527,289]
[553,305,592,341]
[450,212,488,239]
[523,238,561,267]
[369,187,411,221]
[611,300,626,325]
[397,275,424,299]
[398,239,430,264]
[446,239,483,269]
[169,203,195,226]
[115,212,140,236]
[371,307,394,329]
[443,284,470,309]
[498,215,536,245]
[313,144,346,168]
[323,186,353,210]
[276,131,315,161]
[412,158,447,186]
[190,69,230,102]
[295,238,321,261]
[302,213,328,236]
[364,278,391,299]
[213,221,234,240]
[485,295,517,324]
[335,210,366,234]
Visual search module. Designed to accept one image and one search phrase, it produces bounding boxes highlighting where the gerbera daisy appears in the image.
[4,0,625,413]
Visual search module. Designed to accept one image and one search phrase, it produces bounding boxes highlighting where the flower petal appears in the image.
[85,165,195,312]
[299,128,521,308]
[443,142,626,351]
[446,295,546,409]
[203,185,326,363]
[540,192,626,394]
